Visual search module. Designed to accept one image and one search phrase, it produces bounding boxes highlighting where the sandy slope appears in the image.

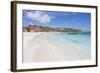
[23,32,67,63]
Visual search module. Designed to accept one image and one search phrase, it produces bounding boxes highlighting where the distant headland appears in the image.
[23,25,82,32]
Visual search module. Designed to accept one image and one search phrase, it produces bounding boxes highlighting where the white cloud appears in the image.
[62,12,77,16]
[26,11,52,24]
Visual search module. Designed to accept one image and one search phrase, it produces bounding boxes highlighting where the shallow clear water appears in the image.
[23,32,91,63]
[45,32,91,60]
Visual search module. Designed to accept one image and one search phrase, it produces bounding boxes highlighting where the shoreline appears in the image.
[23,32,91,63]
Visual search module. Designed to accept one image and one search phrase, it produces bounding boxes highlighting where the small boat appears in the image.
[68,32,77,34]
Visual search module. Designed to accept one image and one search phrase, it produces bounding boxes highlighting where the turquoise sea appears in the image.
[44,32,91,60]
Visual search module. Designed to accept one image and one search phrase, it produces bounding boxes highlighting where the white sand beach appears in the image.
[23,32,91,63]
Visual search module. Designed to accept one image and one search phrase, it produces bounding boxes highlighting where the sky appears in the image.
[22,10,91,31]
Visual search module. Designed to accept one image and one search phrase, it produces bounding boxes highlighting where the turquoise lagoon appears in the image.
[44,32,91,60]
